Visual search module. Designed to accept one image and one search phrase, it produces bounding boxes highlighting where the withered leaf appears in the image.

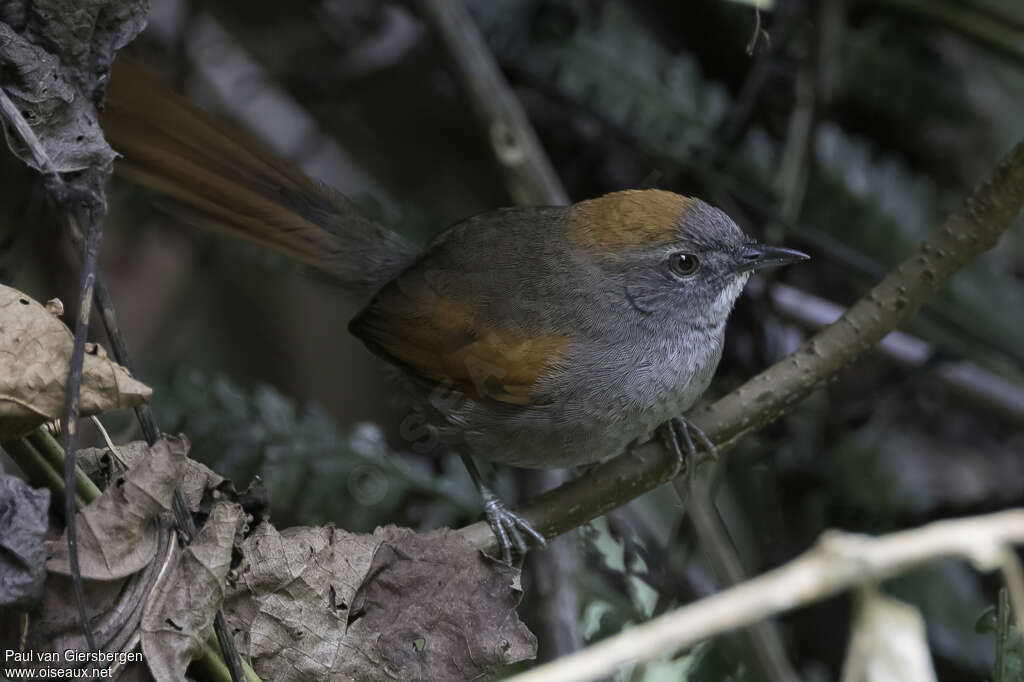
[343,527,536,681]
[77,438,267,520]
[142,500,245,682]
[0,284,152,439]
[224,523,382,681]
[0,0,148,196]
[47,436,186,580]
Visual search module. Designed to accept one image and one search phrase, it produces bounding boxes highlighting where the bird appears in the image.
[100,59,808,561]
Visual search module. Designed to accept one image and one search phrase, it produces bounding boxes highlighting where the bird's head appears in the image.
[567,190,808,326]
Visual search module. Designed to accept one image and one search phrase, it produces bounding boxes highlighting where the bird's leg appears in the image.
[460,454,546,563]
[659,416,719,483]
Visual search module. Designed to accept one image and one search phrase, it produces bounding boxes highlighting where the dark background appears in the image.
[2,0,1023,679]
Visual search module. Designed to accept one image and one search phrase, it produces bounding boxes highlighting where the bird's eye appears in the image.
[668,252,700,277]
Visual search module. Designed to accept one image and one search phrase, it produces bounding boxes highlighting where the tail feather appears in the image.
[102,57,417,301]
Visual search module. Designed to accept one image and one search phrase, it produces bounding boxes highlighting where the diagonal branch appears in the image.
[456,136,1024,551]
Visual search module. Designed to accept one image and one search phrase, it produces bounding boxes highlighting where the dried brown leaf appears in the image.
[225,522,535,681]
[340,527,536,680]
[224,522,382,681]
[141,500,245,682]
[77,438,224,513]
[46,436,186,580]
[0,284,151,439]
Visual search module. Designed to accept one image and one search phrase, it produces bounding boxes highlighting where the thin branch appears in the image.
[679,487,799,682]
[527,470,584,661]
[770,282,1024,425]
[996,588,1014,682]
[745,7,769,56]
[62,152,249,682]
[505,509,1024,682]
[1,83,103,651]
[60,205,103,653]
[456,136,1024,552]
[412,0,568,206]
[999,548,1024,655]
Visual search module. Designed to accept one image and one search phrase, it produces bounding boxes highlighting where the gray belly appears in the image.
[431,332,724,469]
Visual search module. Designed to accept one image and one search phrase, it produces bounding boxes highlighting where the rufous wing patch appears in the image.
[567,189,696,255]
[351,281,568,406]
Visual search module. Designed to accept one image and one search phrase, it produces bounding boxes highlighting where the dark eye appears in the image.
[668,252,700,277]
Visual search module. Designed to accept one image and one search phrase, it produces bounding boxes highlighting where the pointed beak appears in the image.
[733,243,810,273]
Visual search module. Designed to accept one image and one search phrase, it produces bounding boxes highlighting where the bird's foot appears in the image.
[659,416,719,483]
[480,487,546,564]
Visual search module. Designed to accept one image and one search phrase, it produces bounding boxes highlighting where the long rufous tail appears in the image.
[101,57,417,301]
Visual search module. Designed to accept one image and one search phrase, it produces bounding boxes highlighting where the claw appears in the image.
[659,416,718,485]
[461,453,545,563]
[481,489,545,563]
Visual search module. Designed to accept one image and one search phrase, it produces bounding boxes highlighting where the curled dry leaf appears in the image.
[46,436,187,580]
[44,298,64,316]
[0,473,50,607]
[0,0,148,197]
[78,438,269,521]
[0,284,152,439]
[142,500,245,682]
[226,523,536,681]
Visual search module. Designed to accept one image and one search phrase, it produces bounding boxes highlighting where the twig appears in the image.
[90,416,129,468]
[995,588,1013,682]
[505,509,1024,682]
[999,548,1024,656]
[412,0,568,206]
[770,282,1024,425]
[455,136,1024,552]
[715,8,797,148]
[63,175,249,682]
[774,69,815,224]
[60,205,103,653]
[526,470,584,661]
[679,486,799,682]
[1,82,103,651]
[745,7,770,56]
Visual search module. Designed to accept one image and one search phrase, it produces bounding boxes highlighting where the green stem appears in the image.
[196,634,261,682]
[1,436,80,510]
[194,637,233,682]
[28,429,103,504]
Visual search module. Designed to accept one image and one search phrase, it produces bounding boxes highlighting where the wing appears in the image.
[349,209,572,406]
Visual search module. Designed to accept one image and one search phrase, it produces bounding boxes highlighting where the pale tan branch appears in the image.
[506,509,1024,682]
